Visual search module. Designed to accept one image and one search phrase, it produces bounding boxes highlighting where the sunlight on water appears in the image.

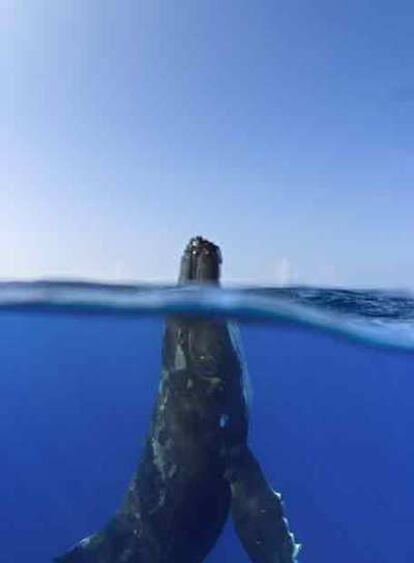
[0,282,414,352]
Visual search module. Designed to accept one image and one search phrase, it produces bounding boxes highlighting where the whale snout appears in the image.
[179,236,222,283]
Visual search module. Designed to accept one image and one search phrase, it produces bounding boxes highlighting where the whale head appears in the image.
[179,236,222,284]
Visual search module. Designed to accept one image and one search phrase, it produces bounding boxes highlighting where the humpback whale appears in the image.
[56,236,300,563]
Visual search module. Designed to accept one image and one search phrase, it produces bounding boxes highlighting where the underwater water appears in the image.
[0,283,413,562]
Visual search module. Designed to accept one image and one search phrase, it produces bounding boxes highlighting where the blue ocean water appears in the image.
[1,283,413,562]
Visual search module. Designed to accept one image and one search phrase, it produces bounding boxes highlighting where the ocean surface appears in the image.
[1,282,413,562]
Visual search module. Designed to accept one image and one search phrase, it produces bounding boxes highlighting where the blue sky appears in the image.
[3,1,414,286]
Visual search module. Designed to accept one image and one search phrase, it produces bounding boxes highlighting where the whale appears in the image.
[55,236,300,563]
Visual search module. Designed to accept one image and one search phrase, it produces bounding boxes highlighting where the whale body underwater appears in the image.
[56,237,300,563]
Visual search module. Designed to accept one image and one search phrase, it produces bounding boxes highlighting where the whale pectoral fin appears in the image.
[226,446,301,563]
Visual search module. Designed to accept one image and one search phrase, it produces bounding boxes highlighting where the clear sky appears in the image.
[3,1,414,287]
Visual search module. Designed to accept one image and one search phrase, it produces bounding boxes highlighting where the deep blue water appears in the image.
[1,286,413,562]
